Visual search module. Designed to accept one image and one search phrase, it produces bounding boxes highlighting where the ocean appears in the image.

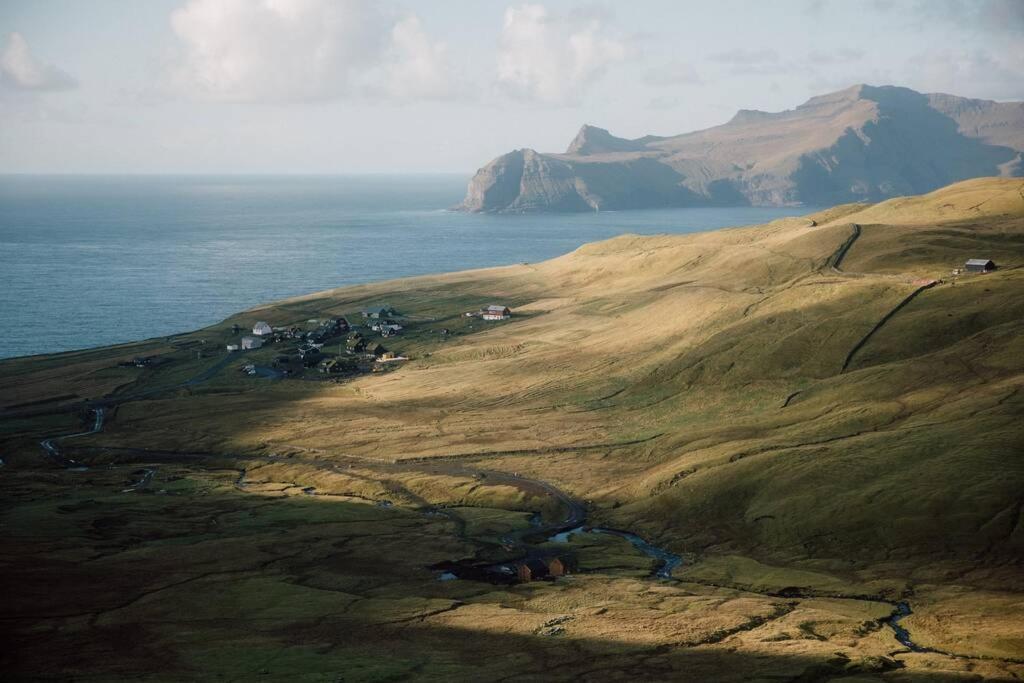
[0,175,816,359]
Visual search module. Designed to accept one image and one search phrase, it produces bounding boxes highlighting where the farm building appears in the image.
[365,342,386,358]
[964,259,995,273]
[226,344,240,352]
[252,321,273,336]
[482,305,511,321]
[516,559,550,582]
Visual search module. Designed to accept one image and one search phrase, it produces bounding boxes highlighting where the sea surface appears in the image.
[0,175,817,359]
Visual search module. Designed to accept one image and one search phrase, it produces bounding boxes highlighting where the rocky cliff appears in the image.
[457,85,1024,212]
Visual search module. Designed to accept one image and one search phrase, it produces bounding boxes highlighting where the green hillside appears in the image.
[2,177,1022,680]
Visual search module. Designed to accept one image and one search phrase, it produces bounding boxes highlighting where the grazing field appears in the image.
[1,177,1022,680]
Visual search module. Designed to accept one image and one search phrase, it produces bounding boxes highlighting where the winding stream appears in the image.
[36,372,931,657]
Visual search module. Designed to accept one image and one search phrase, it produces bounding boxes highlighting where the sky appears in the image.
[0,0,1022,174]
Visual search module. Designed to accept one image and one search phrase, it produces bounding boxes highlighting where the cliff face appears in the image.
[457,85,1024,213]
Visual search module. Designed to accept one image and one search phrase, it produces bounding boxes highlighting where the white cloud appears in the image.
[496,4,626,105]
[710,47,780,65]
[910,47,1024,100]
[168,0,453,102]
[377,15,453,100]
[0,32,77,92]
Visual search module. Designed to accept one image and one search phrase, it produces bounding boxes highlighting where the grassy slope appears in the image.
[2,177,1023,674]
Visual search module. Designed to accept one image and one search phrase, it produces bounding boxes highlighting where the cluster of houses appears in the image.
[465,304,512,321]
[224,312,413,379]
[228,318,350,355]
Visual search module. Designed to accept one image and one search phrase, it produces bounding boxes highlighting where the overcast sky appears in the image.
[1,0,1021,174]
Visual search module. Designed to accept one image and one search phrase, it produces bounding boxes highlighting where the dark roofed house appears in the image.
[362,305,397,319]
[365,342,386,358]
[482,305,512,321]
[516,559,550,582]
[965,259,995,273]
[346,331,367,352]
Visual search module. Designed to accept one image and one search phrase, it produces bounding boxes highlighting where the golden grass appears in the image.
[2,177,1023,677]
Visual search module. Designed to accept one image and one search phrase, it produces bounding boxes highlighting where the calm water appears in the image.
[0,175,816,359]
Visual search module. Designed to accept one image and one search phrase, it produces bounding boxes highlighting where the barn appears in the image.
[964,259,995,273]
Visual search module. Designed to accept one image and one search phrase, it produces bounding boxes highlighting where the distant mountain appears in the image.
[458,85,1024,212]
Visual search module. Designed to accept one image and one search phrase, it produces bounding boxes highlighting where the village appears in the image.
[226,302,515,382]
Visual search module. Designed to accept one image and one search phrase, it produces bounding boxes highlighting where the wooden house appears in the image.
[516,559,550,582]
[240,336,263,350]
[252,321,273,336]
[482,305,511,321]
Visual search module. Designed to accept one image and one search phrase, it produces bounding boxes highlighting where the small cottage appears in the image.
[516,559,550,582]
[226,344,240,352]
[964,259,995,273]
[482,305,511,321]
[240,336,264,350]
[365,342,386,358]
[252,321,273,336]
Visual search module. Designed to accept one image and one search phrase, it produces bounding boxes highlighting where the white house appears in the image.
[226,344,240,352]
[482,305,511,321]
[252,321,273,336]
[241,336,264,350]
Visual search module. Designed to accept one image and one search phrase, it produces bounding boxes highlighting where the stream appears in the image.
[35,376,930,657]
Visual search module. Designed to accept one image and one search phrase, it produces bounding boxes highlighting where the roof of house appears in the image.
[519,558,549,574]
[965,258,994,266]
[486,305,510,312]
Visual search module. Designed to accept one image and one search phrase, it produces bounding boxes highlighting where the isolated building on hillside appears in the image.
[226,343,240,352]
[482,305,512,321]
[964,258,995,273]
[240,336,263,350]
[252,321,273,336]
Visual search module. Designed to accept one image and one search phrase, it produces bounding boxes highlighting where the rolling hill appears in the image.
[2,177,1022,679]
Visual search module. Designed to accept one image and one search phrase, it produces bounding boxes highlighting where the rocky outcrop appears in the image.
[457,85,1024,213]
